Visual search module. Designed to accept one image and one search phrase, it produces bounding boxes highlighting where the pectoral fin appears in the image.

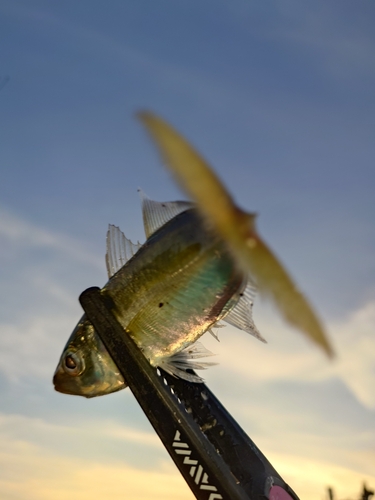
[138,111,334,357]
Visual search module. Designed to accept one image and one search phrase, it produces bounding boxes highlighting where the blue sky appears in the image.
[1,1,374,499]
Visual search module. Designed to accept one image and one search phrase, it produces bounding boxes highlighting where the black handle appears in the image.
[79,287,299,500]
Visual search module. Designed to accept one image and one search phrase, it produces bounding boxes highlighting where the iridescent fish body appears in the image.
[53,195,263,398]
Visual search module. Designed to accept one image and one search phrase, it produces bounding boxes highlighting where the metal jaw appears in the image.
[79,287,300,500]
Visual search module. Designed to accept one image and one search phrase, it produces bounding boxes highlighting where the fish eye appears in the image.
[65,355,76,369]
[63,352,84,376]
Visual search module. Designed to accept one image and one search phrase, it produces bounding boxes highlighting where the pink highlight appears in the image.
[269,485,296,500]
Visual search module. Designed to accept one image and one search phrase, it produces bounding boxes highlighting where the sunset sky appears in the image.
[1,1,375,499]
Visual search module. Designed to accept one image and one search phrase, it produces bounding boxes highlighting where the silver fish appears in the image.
[53,194,264,398]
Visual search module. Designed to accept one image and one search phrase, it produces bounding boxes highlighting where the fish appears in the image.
[53,193,265,397]
[54,111,333,398]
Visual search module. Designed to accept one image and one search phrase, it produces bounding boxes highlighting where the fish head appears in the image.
[53,315,126,398]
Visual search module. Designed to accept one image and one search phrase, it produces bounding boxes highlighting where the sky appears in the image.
[1,1,375,499]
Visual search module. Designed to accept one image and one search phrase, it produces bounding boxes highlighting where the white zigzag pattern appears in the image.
[173,430,223,500]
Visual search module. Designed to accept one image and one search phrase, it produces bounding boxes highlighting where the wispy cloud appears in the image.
[0,207,102,269]
[0,411,373,500]
[270,451,375,500]
[0,412,190,500]
[251,1,375,82]
[0,413,160,458]
[202,296,375,409]
[0,207,104,382]
[0,313,75,381]
[329,300,375,408]
[0,437,189,500]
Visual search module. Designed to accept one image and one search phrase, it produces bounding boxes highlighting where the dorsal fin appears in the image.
[139,189,194,238]
[105,224,142,278]
[223,279,267,343]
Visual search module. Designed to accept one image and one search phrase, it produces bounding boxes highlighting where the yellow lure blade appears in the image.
[138,111,334,358]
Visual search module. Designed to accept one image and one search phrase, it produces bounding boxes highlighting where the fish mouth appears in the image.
[52,364,83,396]
[52,367,72,395]
[53,371,91,397]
